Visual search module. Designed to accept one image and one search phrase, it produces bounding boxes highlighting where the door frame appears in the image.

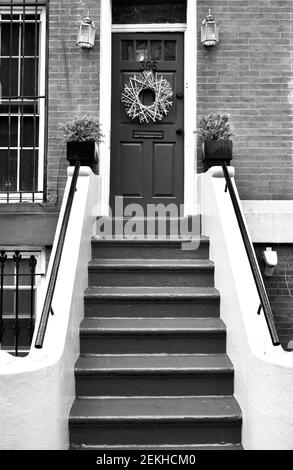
[99,0,197,216]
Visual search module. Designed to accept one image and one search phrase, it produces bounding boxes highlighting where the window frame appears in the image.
[0,4,47,202]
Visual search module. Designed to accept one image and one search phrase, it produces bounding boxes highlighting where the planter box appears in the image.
[66,141,98,173]
[202,140,233,171]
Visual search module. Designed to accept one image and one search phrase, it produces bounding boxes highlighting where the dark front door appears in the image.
[110,33,184,212]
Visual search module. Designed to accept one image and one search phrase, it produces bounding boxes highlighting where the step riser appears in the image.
[84,300,220,318]
[80,335,226,354]
[88,270,214,288]
[76,374,234,397]
[92,243,209,260]
[70,421,241,446]
[95,217,201,237]
[70,227,242,449]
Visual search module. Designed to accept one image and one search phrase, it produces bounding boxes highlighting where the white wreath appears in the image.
[121,71,173,123]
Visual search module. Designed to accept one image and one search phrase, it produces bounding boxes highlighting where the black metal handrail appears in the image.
[221,162,280,346]
[34,162,80,349]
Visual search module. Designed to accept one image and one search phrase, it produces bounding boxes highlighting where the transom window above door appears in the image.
[112,0,187,25]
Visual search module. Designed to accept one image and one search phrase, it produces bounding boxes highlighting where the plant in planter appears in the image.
[197,113,234,171]
[60,114,104,172]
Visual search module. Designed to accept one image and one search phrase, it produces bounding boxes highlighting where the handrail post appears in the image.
[34,162,81,349]
[221,162,280,346]
[12,251,22,356]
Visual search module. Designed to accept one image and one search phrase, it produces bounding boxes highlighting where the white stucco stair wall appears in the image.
[0,167,101,450]
[200,167,293,450]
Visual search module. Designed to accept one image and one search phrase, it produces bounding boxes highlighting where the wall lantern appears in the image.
[201,9,219,47]
[77,16,96,49]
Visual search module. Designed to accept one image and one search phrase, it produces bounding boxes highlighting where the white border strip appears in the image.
[242,200,293,243]
[99,0,112,215]
[112,23,187,33]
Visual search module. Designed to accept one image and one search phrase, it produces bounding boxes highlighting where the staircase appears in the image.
[69,219,242,450]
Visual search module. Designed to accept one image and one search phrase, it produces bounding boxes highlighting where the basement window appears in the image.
[0,247,46,355]
[0,1,47,203]
[112,0,187,25]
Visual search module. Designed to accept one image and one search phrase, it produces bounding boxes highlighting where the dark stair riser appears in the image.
[75,372,234,397]
[70,420,242,447]
[70,227,243,449]
[88,266,214,288]
[91,240,209,260]
[84,297,220,318]
[80,332,226,354]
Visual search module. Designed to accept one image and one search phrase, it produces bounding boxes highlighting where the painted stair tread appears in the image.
[88,259,214,269]
[80,317,226,333]
[92,236,209,243]
[96,216,201,221]
[85,286,220,299]
[75,353,234,373]
[70,396,241,421]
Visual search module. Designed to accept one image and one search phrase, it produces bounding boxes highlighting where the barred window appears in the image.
[0,1,46,202]
[0,247,46,355]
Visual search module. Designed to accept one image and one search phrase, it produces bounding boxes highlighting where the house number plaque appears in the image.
[140,60,158,72]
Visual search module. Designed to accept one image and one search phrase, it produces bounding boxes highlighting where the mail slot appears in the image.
[133,130,164,139]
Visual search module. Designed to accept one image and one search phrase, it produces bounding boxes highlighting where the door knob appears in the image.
[176,92,183,100]
[176,128,183,135]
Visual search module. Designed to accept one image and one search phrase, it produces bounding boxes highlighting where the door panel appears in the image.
[153,143,175,197]
[121,143,143,196]
[111,33,184,212]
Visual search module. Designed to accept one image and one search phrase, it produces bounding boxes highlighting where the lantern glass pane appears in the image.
[207,23,215,38]
[80,24,90,43]
[89,28,95,46]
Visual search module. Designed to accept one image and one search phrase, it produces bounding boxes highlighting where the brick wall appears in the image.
[47,0,101,204]
[197,0,293,199]
[46,1,293,202]
[255,244,293,349]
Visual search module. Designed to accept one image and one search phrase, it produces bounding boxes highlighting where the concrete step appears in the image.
[71,443,243,450]
[94,216,201,238]
[88,259,214,287]
[80,317,226,354]
[91,236,209,260]
[75,353,234,397]
[84,286,220,318]
[69,396,242,447]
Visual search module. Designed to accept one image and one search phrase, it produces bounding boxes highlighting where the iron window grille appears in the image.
[0,1,47,203]
[0,247,45,356]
